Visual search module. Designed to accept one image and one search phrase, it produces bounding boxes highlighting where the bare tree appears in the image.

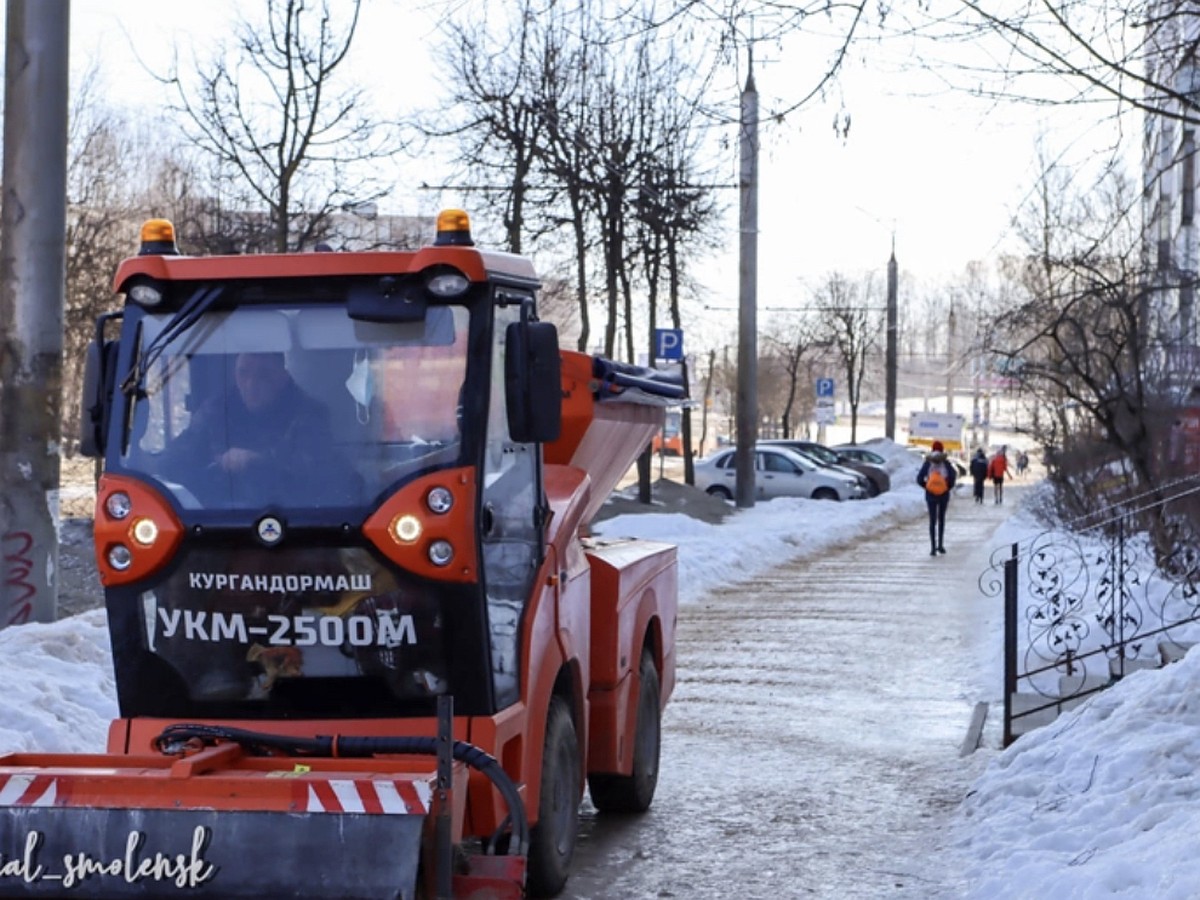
[166,0,397,252]
[815,272,884,444]
[427,0,721,366]
[62,78,140,457]
[894,2,1200,125]
[422,1,556,255]
[988,147,1199,540]
[761,314,822,438]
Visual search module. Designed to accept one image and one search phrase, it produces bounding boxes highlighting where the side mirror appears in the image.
[505,320,561,444]
[79,313,122,458]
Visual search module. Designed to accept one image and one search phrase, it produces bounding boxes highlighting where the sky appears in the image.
[3,440,1199,897]
[57,0,1135,304]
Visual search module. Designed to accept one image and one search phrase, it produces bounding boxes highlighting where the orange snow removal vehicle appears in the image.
[0,211,680,898]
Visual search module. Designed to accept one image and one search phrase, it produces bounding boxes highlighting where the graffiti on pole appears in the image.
[3,530,36,626]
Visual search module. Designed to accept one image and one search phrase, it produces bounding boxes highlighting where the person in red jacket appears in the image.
[988,447,1009,504]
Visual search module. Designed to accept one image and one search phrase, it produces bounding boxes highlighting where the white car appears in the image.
[693,445,867,501]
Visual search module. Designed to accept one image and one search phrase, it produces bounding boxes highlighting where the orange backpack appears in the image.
[926,464,949,496]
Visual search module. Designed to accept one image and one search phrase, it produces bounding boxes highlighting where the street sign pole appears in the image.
[815,378,835,444]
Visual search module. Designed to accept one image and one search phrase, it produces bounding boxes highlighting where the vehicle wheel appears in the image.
[706,485,733,500]
[866,481,881,498]
[527,696,580,898]
[589,650,661,813]
[812,487,839,501]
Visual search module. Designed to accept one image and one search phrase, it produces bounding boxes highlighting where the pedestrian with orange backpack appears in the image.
[917,441,956,556]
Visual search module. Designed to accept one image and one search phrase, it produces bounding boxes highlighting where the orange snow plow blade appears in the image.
[0,746,444,898]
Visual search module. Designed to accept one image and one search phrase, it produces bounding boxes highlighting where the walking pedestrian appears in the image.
[917,440,956,556]
[1016,450,1029,478]
[988,446,1009,504]
[969,448,988,504]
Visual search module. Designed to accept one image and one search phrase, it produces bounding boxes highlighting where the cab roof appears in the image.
[113,245,540,295]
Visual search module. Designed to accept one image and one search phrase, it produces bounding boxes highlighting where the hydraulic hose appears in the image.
[154,723,529,855]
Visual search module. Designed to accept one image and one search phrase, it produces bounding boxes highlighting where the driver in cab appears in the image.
[167,352,350,505]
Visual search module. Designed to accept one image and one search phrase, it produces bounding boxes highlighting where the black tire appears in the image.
[527,696,581,898]
[706,485,733,500]
[866,480,882,498]
[812,487,839,501]
[588,650,662,814]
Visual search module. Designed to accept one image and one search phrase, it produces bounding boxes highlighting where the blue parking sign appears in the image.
[655,328,683,360]
[816,378,835,399]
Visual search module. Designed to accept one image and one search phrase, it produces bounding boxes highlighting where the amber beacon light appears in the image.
[138,218,180,256]
[435,208,474,247]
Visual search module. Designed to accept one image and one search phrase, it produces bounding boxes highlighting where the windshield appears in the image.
[120,304,470,510]
[803,444,838,465]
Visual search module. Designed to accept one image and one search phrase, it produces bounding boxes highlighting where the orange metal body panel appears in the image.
[462,702,528,839]
[362,467,478,582]
[545,351,664,525]
[651,431,684,456]
[506,555,573,830]
[92,474,184,586]
[112,245,537,293]
[582,537,678,774]
[0,747,456,815]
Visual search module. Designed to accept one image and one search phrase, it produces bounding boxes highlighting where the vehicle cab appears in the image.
[80,211,563,725]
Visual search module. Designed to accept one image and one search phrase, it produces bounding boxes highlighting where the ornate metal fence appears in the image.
[985,492,1200,746]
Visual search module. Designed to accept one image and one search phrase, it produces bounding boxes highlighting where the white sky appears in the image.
[3,441,1198,895]
[58,0,1136,304]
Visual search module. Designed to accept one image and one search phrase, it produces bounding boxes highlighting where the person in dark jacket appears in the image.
[166,352,350,505]
[916,441,957,556]
[969,448,988,504]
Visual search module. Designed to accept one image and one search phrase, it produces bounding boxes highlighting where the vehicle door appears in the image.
[757,449,807,500]
[696,449,737,497]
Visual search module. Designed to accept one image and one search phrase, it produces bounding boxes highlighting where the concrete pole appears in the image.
[983,391,992,449]
[0,0,69,627]
[885,247,898,440]
[946,304,957,415]
[971,357,981,450]
[735,57,759,509]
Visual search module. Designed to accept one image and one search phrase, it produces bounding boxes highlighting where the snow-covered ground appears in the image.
[2,440,1196,898]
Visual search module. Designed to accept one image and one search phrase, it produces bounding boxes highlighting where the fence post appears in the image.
[1003,541,1018,747]
[1116,516,1126,679]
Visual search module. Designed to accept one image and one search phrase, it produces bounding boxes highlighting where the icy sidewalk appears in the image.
[565,483,1031,899]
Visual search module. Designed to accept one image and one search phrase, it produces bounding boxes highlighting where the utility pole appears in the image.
[885,243,898,440]
[946,303,957,415]
[735,53,759,509]
[0,0,70,627]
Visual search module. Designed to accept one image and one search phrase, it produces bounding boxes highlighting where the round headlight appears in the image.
[131,517,159,547]
[129,283,164,307]
[105,492,132,520]
[426,272,470,298]
[428,540,454,567]
[392,514,422,544]
[107,545,133,571]
[426,487,454,515]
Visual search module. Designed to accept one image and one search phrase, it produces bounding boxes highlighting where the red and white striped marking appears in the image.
[305,779,431,815]
[0,774,58,807]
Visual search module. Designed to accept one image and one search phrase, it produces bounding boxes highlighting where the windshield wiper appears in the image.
[121,285,224,396]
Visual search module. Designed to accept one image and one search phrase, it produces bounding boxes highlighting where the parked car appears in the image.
[760,439,890,497]
[831,445,886,466]
[694,445,866,502]
[771,443,877,497]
